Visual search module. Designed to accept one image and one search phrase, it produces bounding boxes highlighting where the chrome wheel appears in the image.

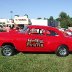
[1,45,15,56]
[3,47,12,56]
[56,45,69,57]
[59,48,67,56]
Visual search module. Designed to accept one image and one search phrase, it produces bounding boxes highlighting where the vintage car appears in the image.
[0,25,72,57]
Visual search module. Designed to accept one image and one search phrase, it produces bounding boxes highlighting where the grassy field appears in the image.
[0,52,72,72]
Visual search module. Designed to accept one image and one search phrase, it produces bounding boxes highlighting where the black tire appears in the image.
[56,45,69,57]
[1,45,16,56]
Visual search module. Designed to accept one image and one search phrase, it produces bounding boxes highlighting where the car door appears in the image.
[45,29,61,52]
[25,28,47,52]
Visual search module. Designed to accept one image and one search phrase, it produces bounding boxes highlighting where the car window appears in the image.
[19,26,29,33]
[29,28,45,35]
[46,30,58,36]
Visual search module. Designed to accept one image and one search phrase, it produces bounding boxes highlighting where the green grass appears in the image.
[0,52,72,72]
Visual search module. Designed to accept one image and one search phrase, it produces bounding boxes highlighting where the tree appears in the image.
[48,16,55,27]
[59,12,68,20]
[56,18,60,21]
[37,17,42,19]
[49,16,54,21]
[59,12,72,28]
[44,17,47,20]
[24,14,28,18]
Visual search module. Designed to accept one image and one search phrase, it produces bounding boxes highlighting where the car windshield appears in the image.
[19,26,29,33]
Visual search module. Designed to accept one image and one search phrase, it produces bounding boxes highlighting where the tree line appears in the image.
[37,12,72,28]
[56,12,72,28]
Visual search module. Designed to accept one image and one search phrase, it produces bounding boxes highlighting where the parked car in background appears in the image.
[59,28,72,36]
[0,25,72,57]
[65,29,72,36]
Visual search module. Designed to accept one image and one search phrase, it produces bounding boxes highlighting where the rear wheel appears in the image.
[56,45,69,57]
[1,45,16,56]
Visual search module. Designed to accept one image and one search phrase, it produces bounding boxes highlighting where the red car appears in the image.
[0,25,72,57]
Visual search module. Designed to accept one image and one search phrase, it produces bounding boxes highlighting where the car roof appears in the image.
[28,25,58,31]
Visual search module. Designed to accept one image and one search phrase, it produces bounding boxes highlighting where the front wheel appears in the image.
[1,45,16,56]
[56,45,69,57]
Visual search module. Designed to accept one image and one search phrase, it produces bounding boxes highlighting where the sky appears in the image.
[0,0,72,19]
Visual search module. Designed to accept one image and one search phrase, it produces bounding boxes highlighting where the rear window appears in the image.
[46,30,58,36]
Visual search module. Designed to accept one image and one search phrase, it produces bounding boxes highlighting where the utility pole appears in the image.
[10,11,13,19]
